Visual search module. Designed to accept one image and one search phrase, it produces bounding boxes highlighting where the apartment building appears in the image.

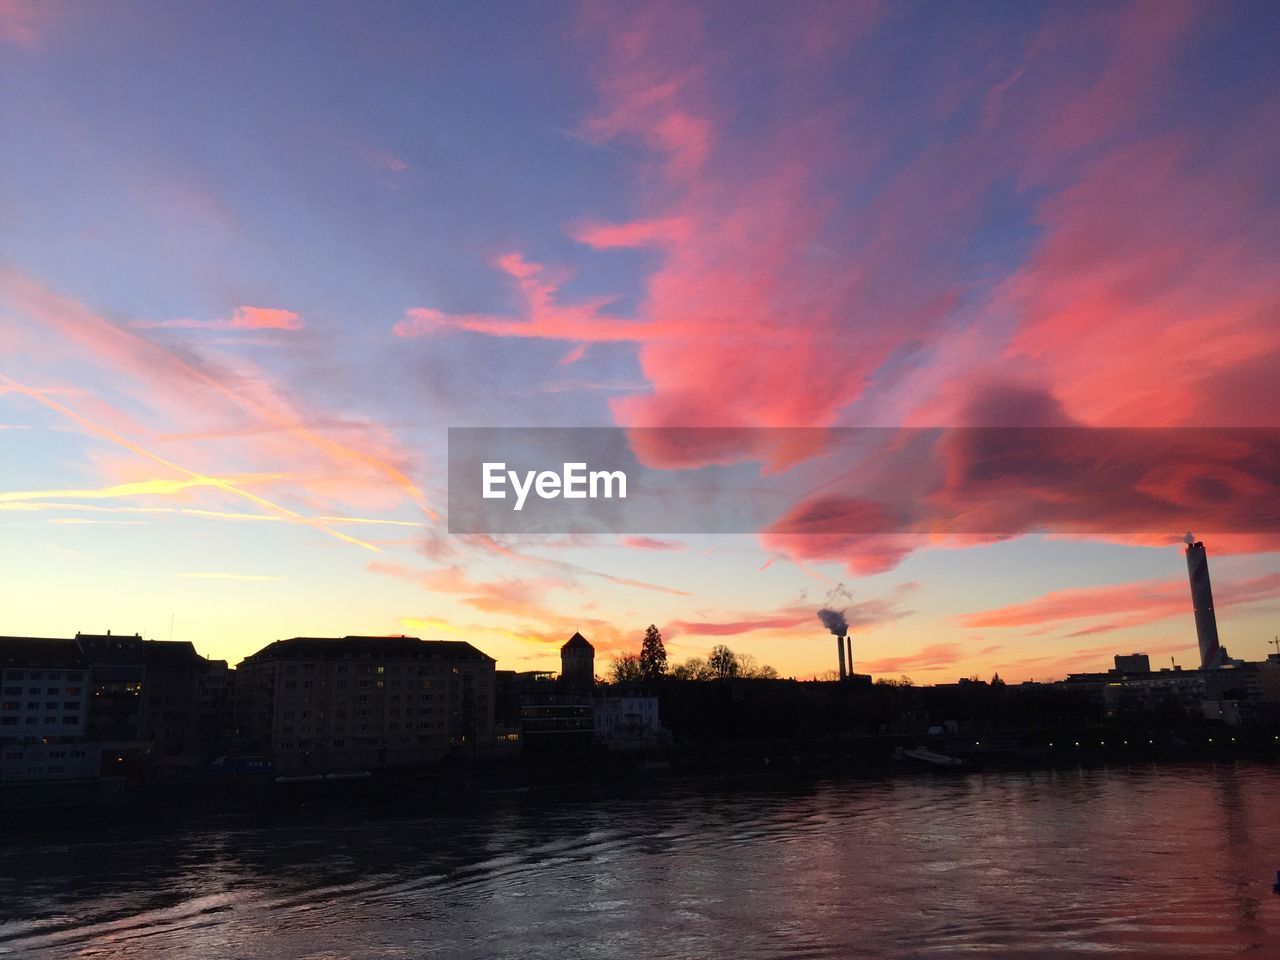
[235,635,496,772]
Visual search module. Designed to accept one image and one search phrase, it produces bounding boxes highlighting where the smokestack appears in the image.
[1184,534,1224,669]
[846,635,853,676]
[818,607,850,681]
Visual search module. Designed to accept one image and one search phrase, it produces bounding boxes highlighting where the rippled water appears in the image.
[2,764,1279,959]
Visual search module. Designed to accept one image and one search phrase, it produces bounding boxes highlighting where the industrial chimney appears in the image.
[837,634,847,680]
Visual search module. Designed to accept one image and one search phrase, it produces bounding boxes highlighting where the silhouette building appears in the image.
[235,636,495,772]
[560,631,595,691]
[1184,535,1227,669]
[1114,653,1151,674]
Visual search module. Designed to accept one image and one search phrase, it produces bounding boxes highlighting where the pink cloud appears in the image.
[619,535,685,551]
[132,306,302,332]
[0,0,49,47]
[666,593,907,639]
[959,572,1280,634]
[859,642,969,676]
[558,344,588,366]
[396,252,645,342]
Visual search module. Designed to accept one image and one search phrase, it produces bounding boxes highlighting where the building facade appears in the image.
[593,691,663,749]
[1,632,230,781]
[235,636,496,773]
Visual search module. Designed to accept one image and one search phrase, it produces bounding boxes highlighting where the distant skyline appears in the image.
[2,1,1279,680]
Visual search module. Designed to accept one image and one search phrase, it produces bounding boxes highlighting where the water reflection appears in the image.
[2,764,1278,959]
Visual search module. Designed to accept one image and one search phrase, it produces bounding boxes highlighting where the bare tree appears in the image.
[708,645,740,679]
[609,653,645,684]
[671,656,712,680]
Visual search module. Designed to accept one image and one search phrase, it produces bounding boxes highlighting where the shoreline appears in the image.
[4,730,1278,833]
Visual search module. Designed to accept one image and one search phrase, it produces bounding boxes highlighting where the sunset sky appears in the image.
[2,0,1279,682]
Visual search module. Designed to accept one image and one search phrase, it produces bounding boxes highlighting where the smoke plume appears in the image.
[817,607,848,636]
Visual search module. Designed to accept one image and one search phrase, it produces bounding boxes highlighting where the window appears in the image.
[2,687,20,695]
[23,717,36,725]
[63,702,77,710]
[65,687,81,696]
[46,687,59,695]
[0,718,15,726]
[62,716,79,725]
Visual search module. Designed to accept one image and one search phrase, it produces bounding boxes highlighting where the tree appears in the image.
[671,657,712,680]
[708,644,740,679]
[736,653,779,679]
[609,653,645,684]
[638,624,667,681]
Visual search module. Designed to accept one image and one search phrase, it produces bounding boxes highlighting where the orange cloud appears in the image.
[959,572,1280,634]
[0,269,433,519]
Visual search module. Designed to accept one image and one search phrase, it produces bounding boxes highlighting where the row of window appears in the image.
[2,749,88,760]
[2,671,84,682]
[0,716,80,726]
[282,704,439,720]
[2,687,83,697]
[277,734,441,749]
[281,719,446,734]
[2,701,82,711]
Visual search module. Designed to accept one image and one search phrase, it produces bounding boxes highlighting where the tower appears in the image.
[1184,534,1225,669]
[560,631,595,691]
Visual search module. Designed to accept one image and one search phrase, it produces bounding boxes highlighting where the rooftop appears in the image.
[239,635,495,665]
[561,631,593,653]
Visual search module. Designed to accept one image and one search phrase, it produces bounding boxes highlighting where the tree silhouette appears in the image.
[671,656,713,680]
[609,653,645,684]
[708,644,740,679]
[638,624,667,681]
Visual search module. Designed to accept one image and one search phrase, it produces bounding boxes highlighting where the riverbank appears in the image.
[4,726,1278,832]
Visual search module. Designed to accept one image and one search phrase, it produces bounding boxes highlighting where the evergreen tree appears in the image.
[638,624,668,681]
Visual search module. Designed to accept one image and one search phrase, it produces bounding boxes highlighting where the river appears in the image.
[2,763,1278,958]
